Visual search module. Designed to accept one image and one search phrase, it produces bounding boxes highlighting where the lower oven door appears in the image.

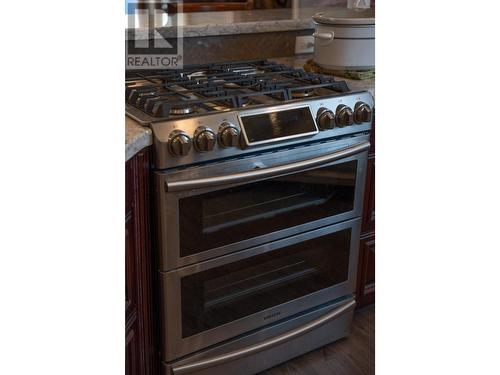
[156,135,369,270]
[160,217,361,361]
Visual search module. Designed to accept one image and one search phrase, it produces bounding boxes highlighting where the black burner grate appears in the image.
[125,60,350,119]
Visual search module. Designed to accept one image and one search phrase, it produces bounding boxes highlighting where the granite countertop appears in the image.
[125,54,375,161]
[126,5,346,40]
[126,116,152,161]
[272,55,375,97]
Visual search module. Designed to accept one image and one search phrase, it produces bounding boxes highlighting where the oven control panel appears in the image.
[238,106,318,148]
[150,91,374,169]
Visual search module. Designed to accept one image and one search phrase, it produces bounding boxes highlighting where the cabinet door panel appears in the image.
[362,157,375,233]
[125,149,153,375]
[125,213,136,318]
[126,322,138,375]
[356,232,375,308]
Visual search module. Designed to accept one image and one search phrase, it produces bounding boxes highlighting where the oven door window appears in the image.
[179,160,357,257]
[180,228,351,338]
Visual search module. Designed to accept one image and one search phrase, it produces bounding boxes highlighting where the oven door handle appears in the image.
[171,299,356,374]
[165,140,370,192]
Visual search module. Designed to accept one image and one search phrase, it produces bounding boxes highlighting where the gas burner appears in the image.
[291,88,317,98]
[170,103,195,115]
[186,70,211,80]
[238,97,252,107]
[223,82,259,90]
[231,67,265,76]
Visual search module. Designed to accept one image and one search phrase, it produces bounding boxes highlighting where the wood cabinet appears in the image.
[356,118,375,309]
[362,156,375,233]
[126,317,139,375]
[356,231,375,308]
[125,149,154,375]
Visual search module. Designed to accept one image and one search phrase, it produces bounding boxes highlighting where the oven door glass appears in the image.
[180,226,352,338]
[178,159,358,258]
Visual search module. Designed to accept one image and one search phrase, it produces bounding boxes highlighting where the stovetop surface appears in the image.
[125,59,350,121]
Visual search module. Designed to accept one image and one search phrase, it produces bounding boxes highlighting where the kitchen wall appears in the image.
[126,0,376,66]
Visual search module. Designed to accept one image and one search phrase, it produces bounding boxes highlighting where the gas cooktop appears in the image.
[125,59,350,122]
[125,59,374,170]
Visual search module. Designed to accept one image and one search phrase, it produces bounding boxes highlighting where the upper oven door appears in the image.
[156,135,370,271]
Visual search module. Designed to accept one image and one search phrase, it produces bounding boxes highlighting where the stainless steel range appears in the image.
[126,60,374,375]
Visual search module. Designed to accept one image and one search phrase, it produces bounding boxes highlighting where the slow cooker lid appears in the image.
[313,8,375,26]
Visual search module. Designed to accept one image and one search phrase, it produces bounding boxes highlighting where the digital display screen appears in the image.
[240,107,317,146]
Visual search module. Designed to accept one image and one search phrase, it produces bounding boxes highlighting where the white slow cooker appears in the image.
[312,8,375,70]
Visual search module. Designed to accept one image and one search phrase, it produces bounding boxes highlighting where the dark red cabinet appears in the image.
[125,149,154,375]
[356,117,375,309]
[362,156,375,233]
[356,231,375,308]
[126,318,139,375]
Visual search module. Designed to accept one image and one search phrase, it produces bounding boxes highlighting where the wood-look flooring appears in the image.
[261,305,375,375]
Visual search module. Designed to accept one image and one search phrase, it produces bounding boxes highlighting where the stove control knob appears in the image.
[354,102,373,124]
[193,126,216,152]
[316,107,335,130]
[336,105,354,127]
[218,122,240,148]
[168,130,192,157]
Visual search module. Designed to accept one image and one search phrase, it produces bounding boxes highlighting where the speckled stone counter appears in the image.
[126,116,152,162]
[124,54,374,161]
[272,55,375,98]
[126,5,345,40]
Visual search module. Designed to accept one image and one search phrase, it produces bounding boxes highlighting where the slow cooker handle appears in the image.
[313,31,334,42]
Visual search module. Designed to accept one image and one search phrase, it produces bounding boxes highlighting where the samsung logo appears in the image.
[263,311,281,320]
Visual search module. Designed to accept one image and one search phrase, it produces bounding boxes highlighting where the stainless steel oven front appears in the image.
[155,134,370,271]
[160,217,362,361]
